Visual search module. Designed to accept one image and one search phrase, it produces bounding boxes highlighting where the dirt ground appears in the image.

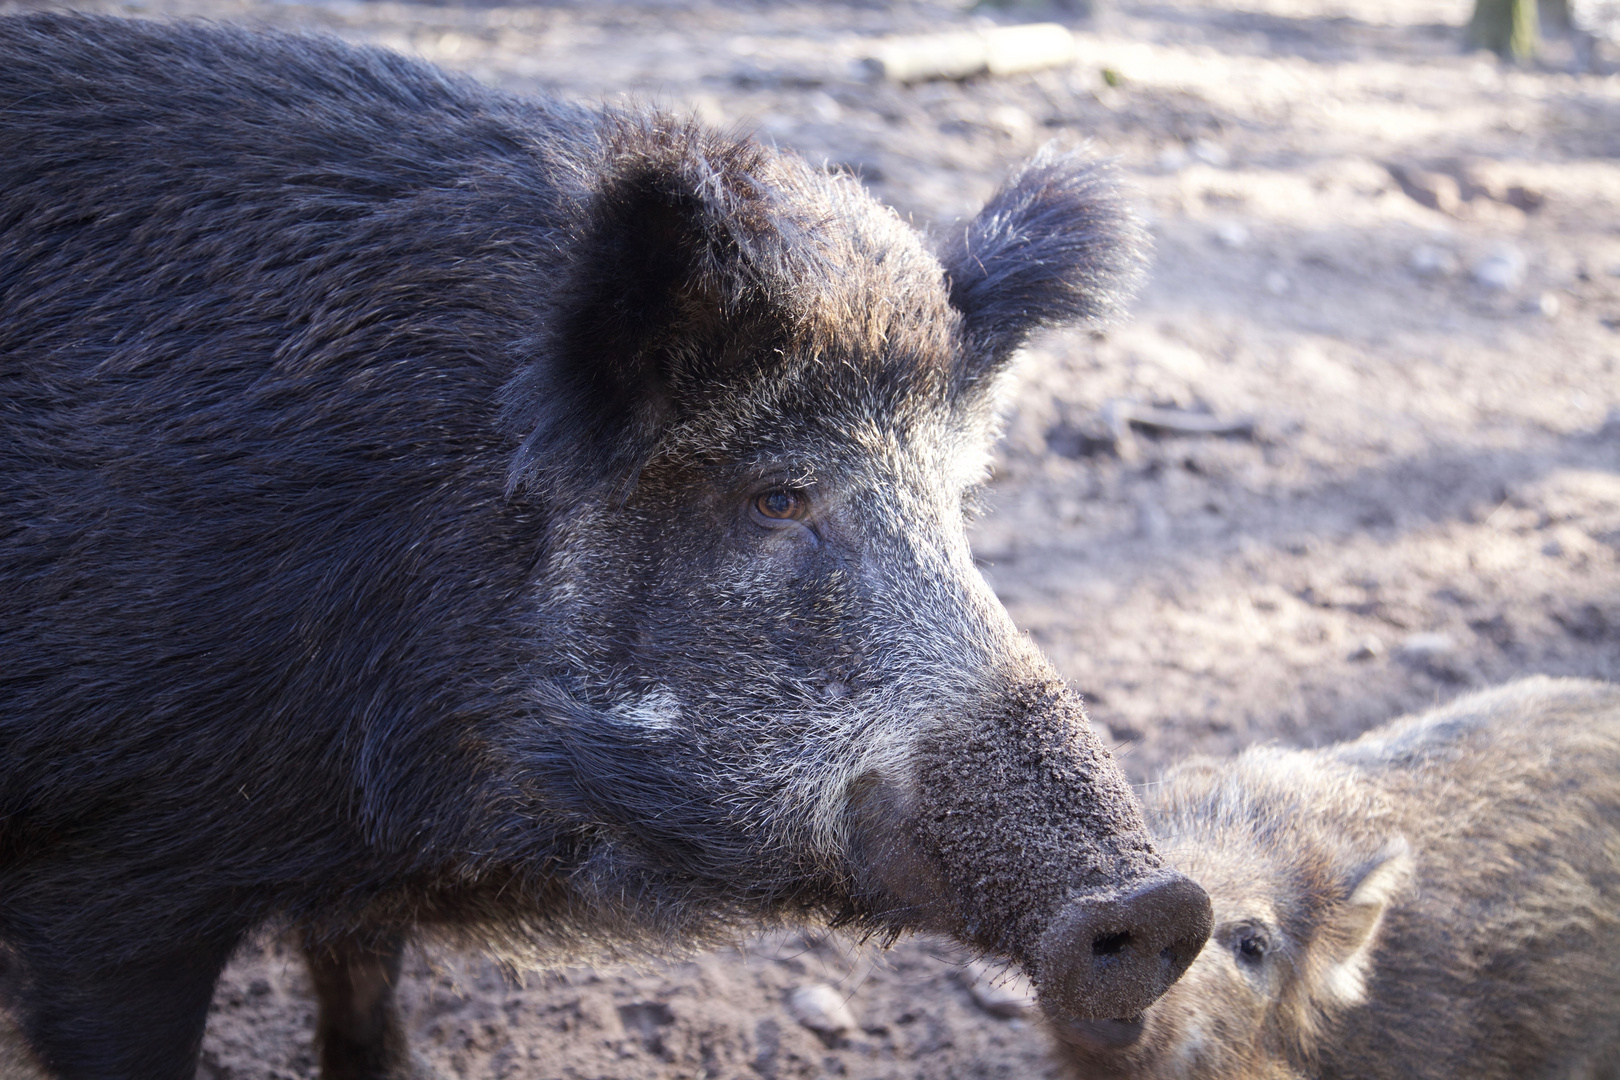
[3,0,1618,1076]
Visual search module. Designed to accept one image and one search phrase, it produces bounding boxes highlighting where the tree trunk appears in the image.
[1470,0,1541,59]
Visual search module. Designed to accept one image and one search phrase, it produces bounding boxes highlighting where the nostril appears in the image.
[1092,932,1132,957]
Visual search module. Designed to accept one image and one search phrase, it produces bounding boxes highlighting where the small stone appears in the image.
[1390,166,1461,214]
[1188,138,1230,167]
[1135,499,1170,541]
[1350,634,1385,661]
[1398,632,1455,659]
[1410,245,1458,278]
[806,91,842,124]
[788,984,857,1036]
[1215,221,1250,249]
[1535,291,1561,318]
[987,104,1033,138]
[686,94,727,127]
[1503,183,1544,212]
[960,959,1038,1019]
[1264,270,1290,295]
[1157,144,1191,173]
[1472,245,1527,291]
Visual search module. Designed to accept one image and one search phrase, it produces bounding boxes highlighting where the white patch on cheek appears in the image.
[1174,1015,1211,1076]
[799,701,921,864]
[947,437,996,495]
[611,687,683,731]
[1156,948,1255,1080]
[1323,961,1368,1006]
[1159,967,1219,1076]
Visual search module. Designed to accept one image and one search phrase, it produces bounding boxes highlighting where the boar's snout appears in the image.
[844,674,1212,1023]
[1038,873,1212,1022]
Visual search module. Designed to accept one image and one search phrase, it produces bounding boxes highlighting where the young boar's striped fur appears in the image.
[1057,676,1620,1080]
[0,14,1215,1080]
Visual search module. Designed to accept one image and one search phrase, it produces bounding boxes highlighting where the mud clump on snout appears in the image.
[2,13,1199,1079]
[1053,677,1620,1080]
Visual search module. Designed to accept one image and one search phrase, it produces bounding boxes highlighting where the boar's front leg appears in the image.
[3,929,241,1080]
[303,931,415,1080]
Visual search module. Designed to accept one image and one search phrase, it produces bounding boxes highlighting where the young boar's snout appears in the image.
[1040,873,1213,1028]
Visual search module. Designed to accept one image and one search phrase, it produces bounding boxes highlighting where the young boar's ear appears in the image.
[942,146,1148,388]
[501,122,797,499]
[1310,836,1414,1008]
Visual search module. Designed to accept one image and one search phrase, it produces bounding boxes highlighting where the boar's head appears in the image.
[1057,749,1412,1078]
[495,116,1211,1021]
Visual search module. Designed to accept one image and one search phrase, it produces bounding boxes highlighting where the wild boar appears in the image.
[1055,676,1620,1080]
[0,14,1211,1080]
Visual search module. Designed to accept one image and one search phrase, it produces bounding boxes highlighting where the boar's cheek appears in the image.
[844,775,959,933]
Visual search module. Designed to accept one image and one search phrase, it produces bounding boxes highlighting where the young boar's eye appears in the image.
[752,489,808,523]
[1234,926,1270,966]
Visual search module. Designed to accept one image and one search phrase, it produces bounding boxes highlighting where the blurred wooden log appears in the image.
[1469,0,1541,59]
[1096,400,1256,462]
[985,23,1080,76]
[861,31,985,82]
[861,24,1077,83]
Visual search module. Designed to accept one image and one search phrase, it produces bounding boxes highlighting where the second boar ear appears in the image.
[1310,837,1414,1008]
[942,146,1147,390]
[501,122,797,499]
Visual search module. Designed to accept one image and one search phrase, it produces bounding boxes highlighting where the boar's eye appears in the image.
[752,489,809,523]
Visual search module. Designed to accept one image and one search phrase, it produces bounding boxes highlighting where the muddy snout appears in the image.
[1037,873,1212,1023]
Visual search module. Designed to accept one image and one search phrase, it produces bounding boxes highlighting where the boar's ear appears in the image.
[1309,837,1414,1008]
[501,121,799,499]
[942,146,1147,389]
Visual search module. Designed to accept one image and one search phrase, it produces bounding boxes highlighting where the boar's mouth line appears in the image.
[508,680,918,914]
[1050,1014,1147,1050]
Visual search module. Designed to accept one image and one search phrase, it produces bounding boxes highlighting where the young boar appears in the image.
[0,14,1212,1080]
[1055,676,1620,1080]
